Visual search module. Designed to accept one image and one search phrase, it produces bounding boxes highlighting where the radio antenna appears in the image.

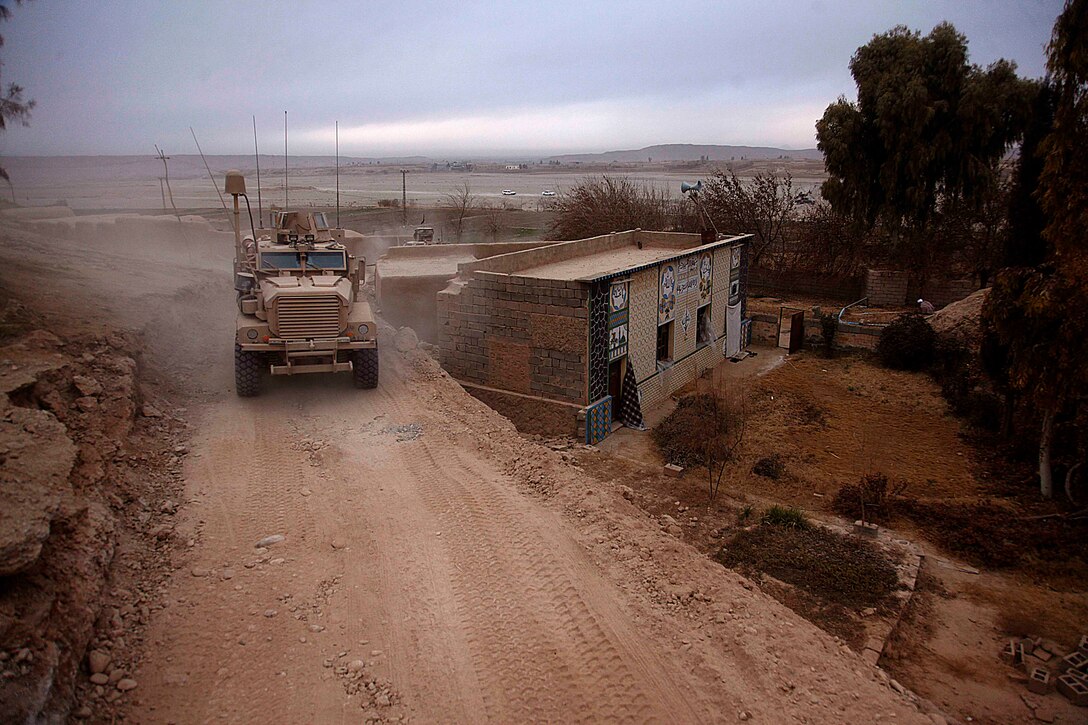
[335,120,340,228]
[189,127,230,228]
[284,110,288,209]
[252,116,263,228]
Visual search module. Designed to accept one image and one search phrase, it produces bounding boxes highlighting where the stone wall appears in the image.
[912,276,979,309]
[748,266,864,302]
[866,269,910,307]
[438,272,589,408]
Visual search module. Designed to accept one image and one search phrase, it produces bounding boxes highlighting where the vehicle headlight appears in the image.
[246,329,259,340]
[357,323,369,337]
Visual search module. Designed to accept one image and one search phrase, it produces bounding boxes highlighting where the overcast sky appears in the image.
[0,0,1064,158]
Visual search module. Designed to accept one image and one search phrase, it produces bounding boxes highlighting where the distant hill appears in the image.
[546,144,822,163]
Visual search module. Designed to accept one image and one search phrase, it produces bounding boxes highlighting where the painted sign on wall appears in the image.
[609,280,629,361]
[659,252,712,324]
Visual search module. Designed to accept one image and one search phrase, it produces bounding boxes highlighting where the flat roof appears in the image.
[514,245,687,281]
[377,254,475,278]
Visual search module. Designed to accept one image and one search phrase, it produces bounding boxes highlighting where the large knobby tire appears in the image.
[353,348,379,389]
[235,344,263,397]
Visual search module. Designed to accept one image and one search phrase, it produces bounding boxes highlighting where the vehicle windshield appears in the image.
[260,251,302,270]
[306,251,346,270]
[313,212,329,229]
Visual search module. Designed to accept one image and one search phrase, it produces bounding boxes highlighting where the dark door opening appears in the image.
[608,358,624,421]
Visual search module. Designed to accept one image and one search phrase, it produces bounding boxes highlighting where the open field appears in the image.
[0,155,827,212]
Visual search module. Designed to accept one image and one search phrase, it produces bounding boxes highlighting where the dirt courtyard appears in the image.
[578,348,1088,724]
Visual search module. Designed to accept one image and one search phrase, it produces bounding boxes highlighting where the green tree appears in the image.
[0,2,34,188]
[816,23,1035,269]
[982,0,1088,499]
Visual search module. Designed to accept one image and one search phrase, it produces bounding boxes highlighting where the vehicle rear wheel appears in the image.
[235,344,263,397]
[352,348,379,389]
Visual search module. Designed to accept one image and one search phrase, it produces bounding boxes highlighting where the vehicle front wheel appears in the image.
[352,348,379,389]
[235,344,263,397]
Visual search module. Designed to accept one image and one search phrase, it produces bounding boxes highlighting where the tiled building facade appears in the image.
[438,230,749,442]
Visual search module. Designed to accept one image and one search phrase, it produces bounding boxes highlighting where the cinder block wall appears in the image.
[866,269,910,306]
[438,272,589,407]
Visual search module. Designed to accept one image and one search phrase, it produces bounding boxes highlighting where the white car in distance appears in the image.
[501,189,517,196]
[541,190,556,197]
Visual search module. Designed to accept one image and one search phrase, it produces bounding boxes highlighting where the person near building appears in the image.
[917,298,935,314]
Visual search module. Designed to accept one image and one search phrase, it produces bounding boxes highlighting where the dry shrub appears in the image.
[547,176,690,241]
[653,393,742,469]
[717,522,899,609]
[894,499,1088,568]
[752,454,785,480]
[832,473,907,523]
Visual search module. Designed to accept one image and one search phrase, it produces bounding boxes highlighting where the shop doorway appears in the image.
[608,358,624,421]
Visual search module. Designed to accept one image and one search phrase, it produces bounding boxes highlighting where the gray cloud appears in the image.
[0,0,1063,156]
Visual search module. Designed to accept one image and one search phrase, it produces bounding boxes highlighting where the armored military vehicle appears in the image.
[224,171,378,396]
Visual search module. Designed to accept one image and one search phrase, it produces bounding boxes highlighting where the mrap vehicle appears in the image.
[224,171,378,396]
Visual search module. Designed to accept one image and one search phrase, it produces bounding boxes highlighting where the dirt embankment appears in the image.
[0,298,186,723]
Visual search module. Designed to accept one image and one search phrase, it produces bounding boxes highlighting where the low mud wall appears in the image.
[460,381,581,437]
[750,312,881,352]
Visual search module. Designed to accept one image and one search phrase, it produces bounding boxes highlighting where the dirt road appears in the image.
[0,212,934,723]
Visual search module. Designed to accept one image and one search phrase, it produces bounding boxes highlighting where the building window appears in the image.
[697,304,711,347]
[656,321,673,364]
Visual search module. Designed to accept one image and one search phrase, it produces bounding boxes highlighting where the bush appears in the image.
[717,523,899,608]
[832,472,905,523]
[752,454,785,480]
[819,312,838,357]
[652,393,742,469]
[760,505,809,529]
[376,198,400,208]
[877,314,936,370]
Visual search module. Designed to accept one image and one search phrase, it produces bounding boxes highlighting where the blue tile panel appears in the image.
[585,396,612,445]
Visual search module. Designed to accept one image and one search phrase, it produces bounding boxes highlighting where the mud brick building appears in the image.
[438,229,750,443]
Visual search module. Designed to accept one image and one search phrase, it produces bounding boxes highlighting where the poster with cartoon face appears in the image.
[610,281,628,312]
[658,264,676,323]
[699,252,713,303]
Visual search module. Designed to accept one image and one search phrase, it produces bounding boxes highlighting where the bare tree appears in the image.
[442,182,477,240]
[702,171,796,267]
[547,176,683,240]
[688,384,747,505]
[481,201,503,240]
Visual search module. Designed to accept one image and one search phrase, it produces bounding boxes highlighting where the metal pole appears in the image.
[253,115,263,227]
[335,121,340,228]
[400,169,408,226]
[284,111,289,209]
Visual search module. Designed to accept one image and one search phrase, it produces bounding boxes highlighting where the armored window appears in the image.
[260,252,302,270]
[305,251,347,270]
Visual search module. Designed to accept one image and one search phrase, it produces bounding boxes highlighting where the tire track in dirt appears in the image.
[398,431,701,723]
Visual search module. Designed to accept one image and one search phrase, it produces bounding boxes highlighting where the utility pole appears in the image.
[154,145,178,219]
[400,169,409,226]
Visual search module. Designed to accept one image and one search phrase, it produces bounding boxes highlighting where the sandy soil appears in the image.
[0,209,936,723]
[588,348,1088,724]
